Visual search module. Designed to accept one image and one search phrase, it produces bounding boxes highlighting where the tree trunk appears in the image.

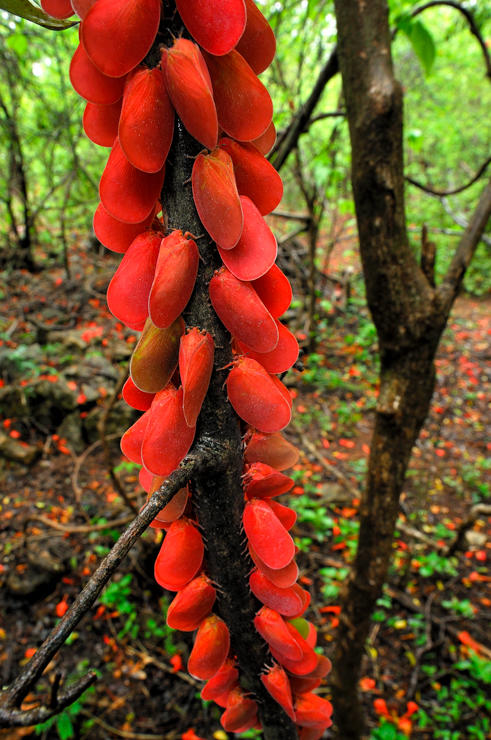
[330,1,491,737]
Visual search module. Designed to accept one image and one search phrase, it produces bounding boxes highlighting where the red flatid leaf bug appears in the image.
[187,615,230,680]
[209,268,278,353]
[244,430,300,471]
[269,621,318,676]
[251,120,276,156]
[289,675,322,695]
[148,231,199,329]
[164,39,218,151]
[179,328,215,428]
[249,570,302,618]
[41,0,74,18]
[219,137,283,215]
[244,462,294,499]
[70,44,125,105]
[70,0,96,19]
[122,376,155,411]
[83,99,121,148]
[99,139,164,225]
[93,201,156,254]
[130,317,184,394]
[236,0,276,74]
[192,149,243,250]
[148,486,190,529]
[154,517,204,592]
[253,606,303,661]
[226,358,292,433]
[141,386,196,477]
[81,0,161,78]
[294,693,334,729]
[119,67,174,173]
[106,231,161,330]
[204,50,273,142]
[176,0,246,57]
[249,543,299,588]
[252,264,293,318]
[260,663,295,722]
[266,499,297,530]
[200,660,239,702]
[166,574,216,631]
[120,410,149,465]
[218,196,277,281]
[237,318,299,374]
[220,688,258,733]
[243,498,295,569]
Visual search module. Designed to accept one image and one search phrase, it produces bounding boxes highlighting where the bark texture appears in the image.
[331,1,491,738]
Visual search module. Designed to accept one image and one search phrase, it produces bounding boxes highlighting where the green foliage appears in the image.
[1,0,76,29]
[395,13,436,75]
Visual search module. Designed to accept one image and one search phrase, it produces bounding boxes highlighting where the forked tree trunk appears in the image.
[330,1,491,737]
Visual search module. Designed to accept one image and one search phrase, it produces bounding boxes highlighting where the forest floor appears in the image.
[0,238,489,740]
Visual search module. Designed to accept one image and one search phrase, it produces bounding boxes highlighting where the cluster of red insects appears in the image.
[42,0,333,735]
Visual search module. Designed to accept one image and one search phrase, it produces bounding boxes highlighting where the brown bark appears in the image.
[331,1,491,738]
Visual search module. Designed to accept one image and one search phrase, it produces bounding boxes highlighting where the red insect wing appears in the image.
[150,485,190,525]
[83,100,121,147]
[164,39,218,151]
[269,630,318,676]
[70,44,125,105]
[243,498,295,569]
[130,317,184,394]
[176,0,246,56]
[251,120,276,156]
[99,139,164,224]
[141,386,196,477]
[244,462,294,499]
[179,328,215,428]
[252,264,292,318]
[289,675,322,695]
[148,231,199,328]
[266,500,297,531]
[154,517,204,591]
[238,318,299,374]
[166,574,216,631]
[253,607,302,661]
[188,615,230,680]
[201,660,239,702]
[219,137,283,215]
[209,268,278,353]
[249,569,303,618]
[119,67,174,173]
[249,544,299,588]
[122,376,155,411]
[204,50,273,141]
[226,358,292,433]
[81,0,161,78]
[244,431,300,471]
[290,584,311,618]
[235,0,276,74]
[93,202,156,254]
[306,621,317,648]
[295,693,334,729]
[106,230,161,330]
[218,196,276,281]
[220,689,258,733]
[299,725,331,740]
[260,664,295,722]
[41,0,74,18]
[192,150,243,249]
[138,466,154,493]
[120,410,149,465]
[298,653,332,681]
[71,0,96,19]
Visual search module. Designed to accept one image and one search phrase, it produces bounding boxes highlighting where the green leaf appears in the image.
[6,32,28,54]
[0,0,77,30]
[397,15,436,75]
[56,712,74,740]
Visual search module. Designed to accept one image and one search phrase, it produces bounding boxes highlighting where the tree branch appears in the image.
[270,46,339,172]
[409,1,491,80]
[437,177,491,313]
[406,156,491,196]
[0,452,208,728]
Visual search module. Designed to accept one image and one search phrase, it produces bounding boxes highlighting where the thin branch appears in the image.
[29,514,134,534]
[0,452,208,728]
[308,109,346,125]
[409,1,491,80]
[446,503,491,557]
[270,46,339,172]
[437,177,491,313]
[406,156,491,196]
